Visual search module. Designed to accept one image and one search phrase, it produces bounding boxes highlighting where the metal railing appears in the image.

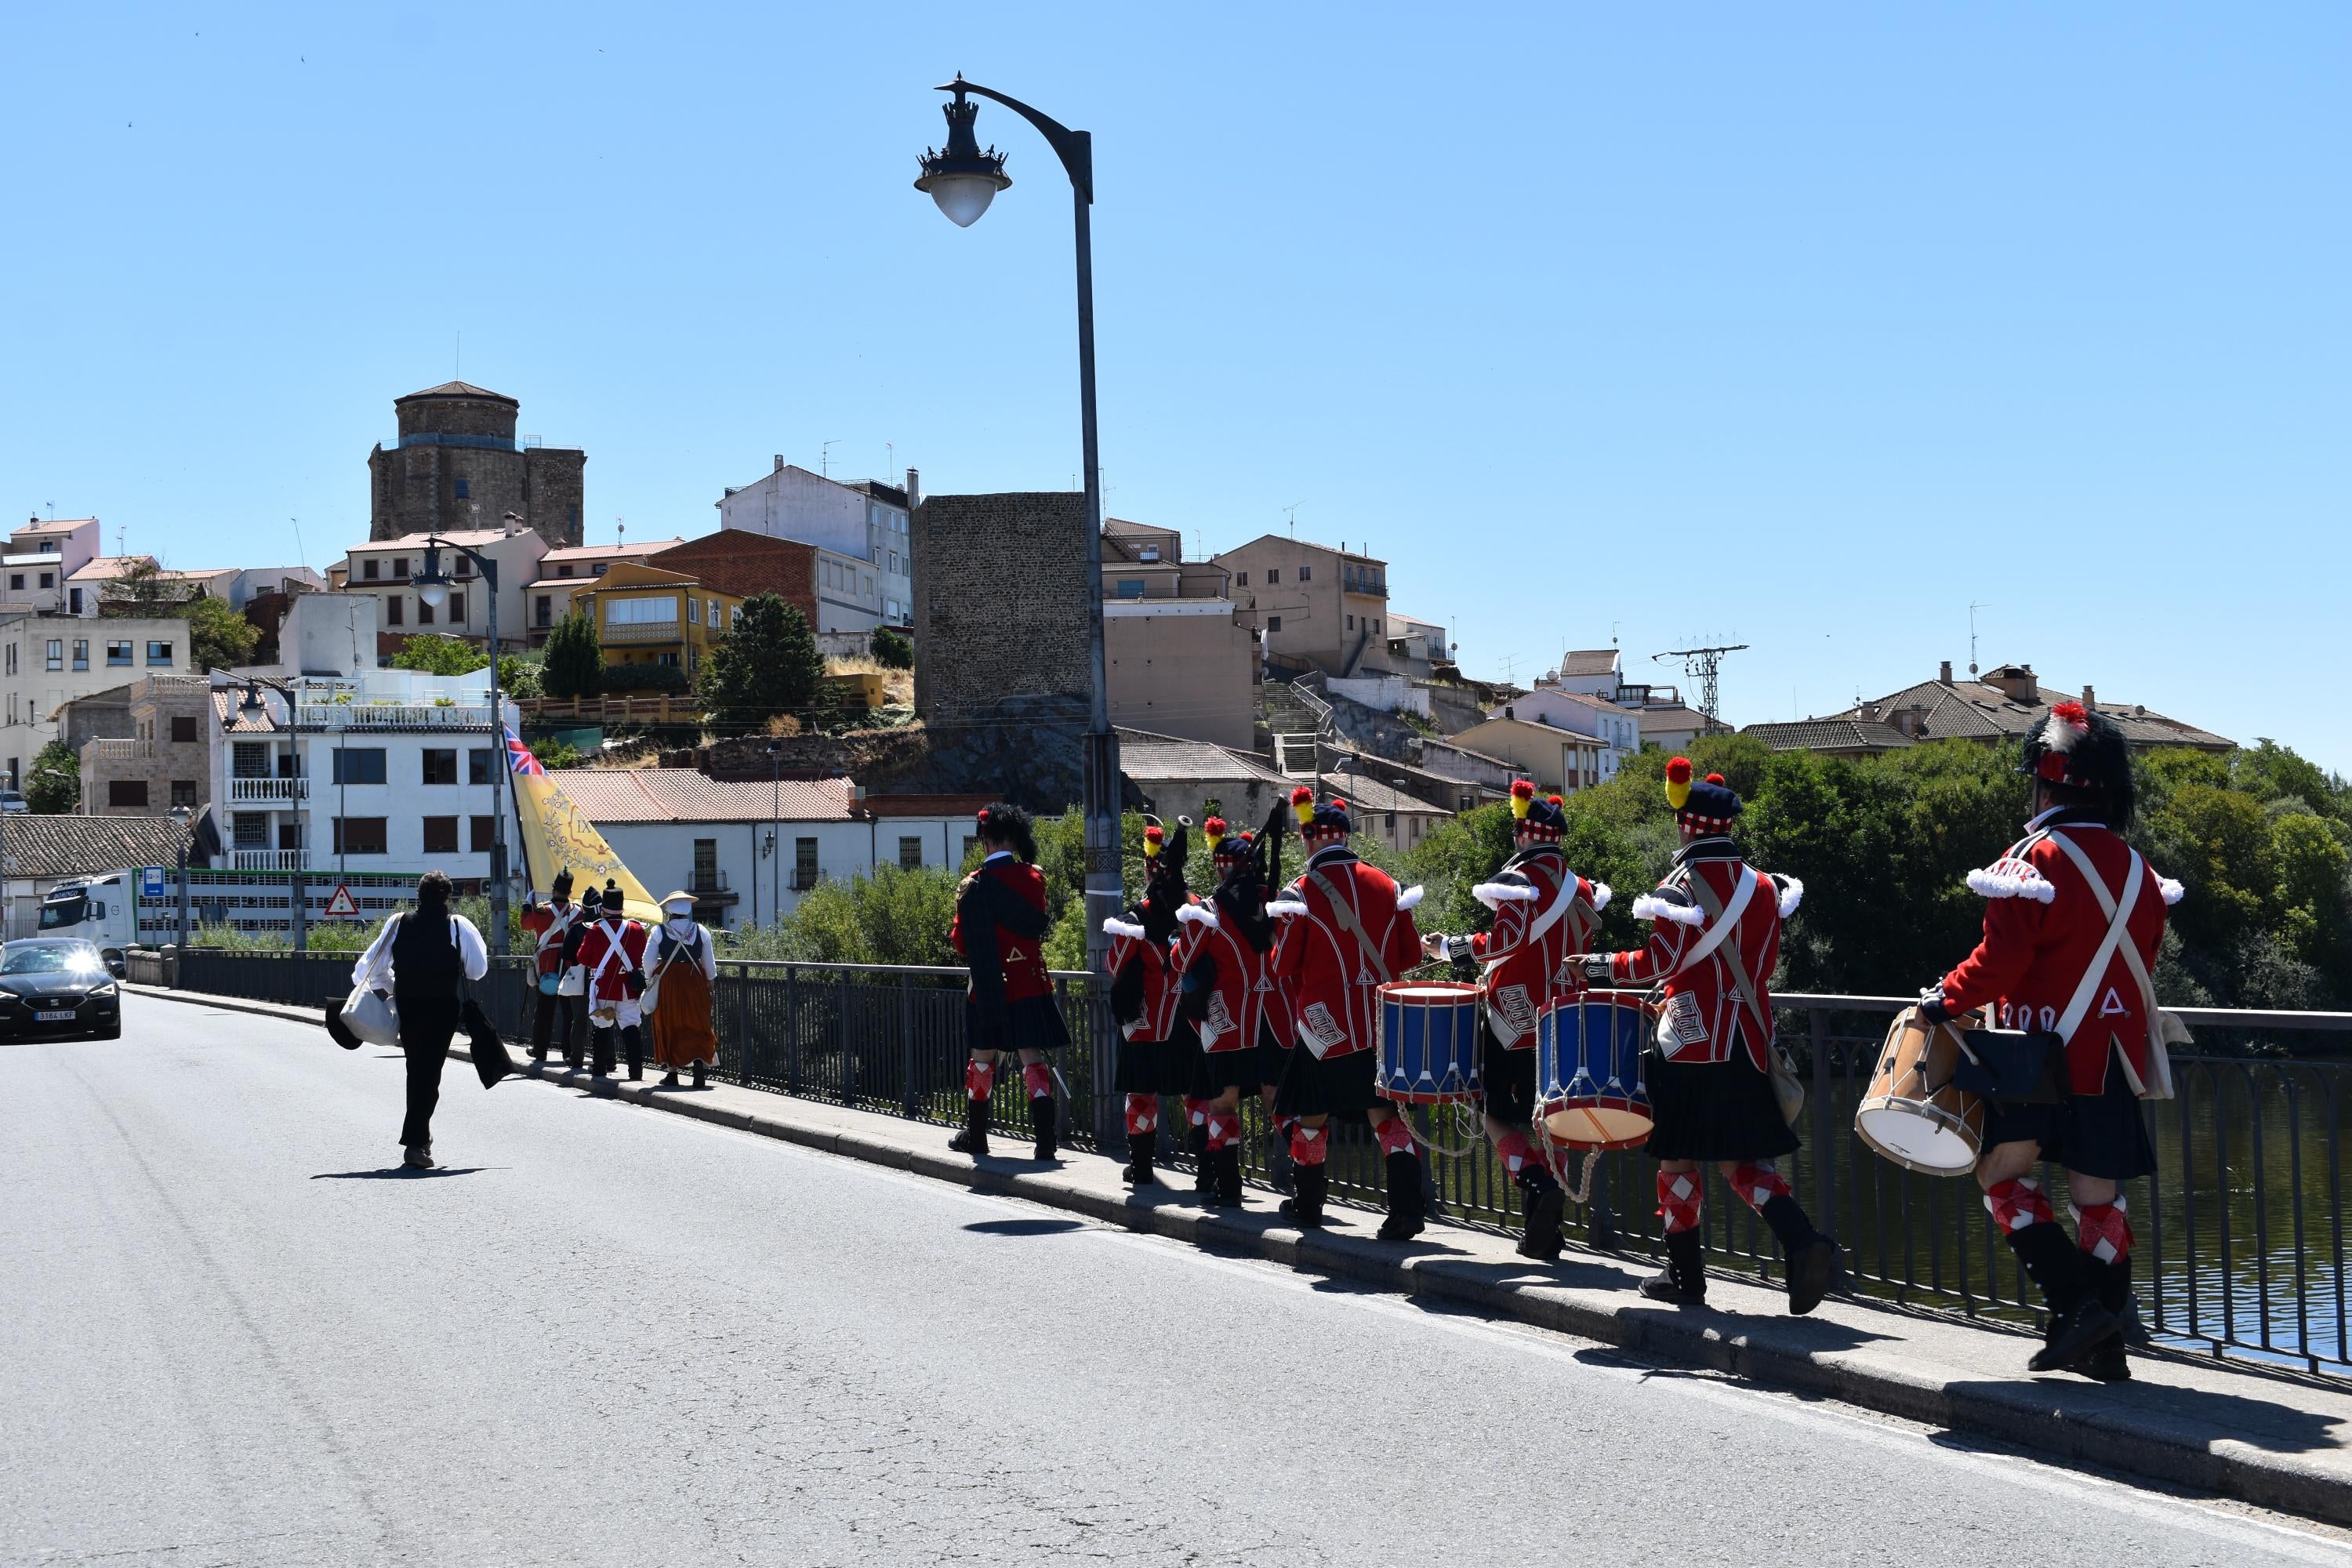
[294,703,493,730]
[159,951,2352,1376]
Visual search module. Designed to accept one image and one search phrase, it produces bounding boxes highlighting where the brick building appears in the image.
[910,492,1093,724]
[648,531,821,631]
[367,382,586,550]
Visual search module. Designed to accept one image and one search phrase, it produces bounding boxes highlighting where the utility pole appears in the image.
[1653,643,1751,724]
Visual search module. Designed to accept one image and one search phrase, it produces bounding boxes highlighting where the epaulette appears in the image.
[1472,870,1539,909]
[1632,886,1704,927]
[1770,874,1805,917]
[1965,857,2055,904]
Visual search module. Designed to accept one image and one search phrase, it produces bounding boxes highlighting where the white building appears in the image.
[715,459,914,629]
[3,517,100,615]
[0,612,193,791]
[206,663,514,880]
[338,524,550,657]
[554,769,988,929]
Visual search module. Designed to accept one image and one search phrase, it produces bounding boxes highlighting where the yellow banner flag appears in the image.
[511,769,662,924]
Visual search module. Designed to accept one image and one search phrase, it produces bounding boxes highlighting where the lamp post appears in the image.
[413,528,510,954]
[171,804,193,949]
[915,74,1123,976]
[768,742,784,923]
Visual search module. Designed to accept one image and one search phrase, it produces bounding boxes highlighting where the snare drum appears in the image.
[1854,1006,1984,1175]
[1535,993,1653,1150]
[1375,983,1483,1105]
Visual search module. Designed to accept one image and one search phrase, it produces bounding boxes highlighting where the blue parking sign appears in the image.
[141,866,166,897]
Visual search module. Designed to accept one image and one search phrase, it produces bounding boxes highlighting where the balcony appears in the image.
[91,739,154,760]
[602,619,681,644]
[295,702,494,731]
[228,775,308,803]
[688,869,737,905]
[230,848,307,872]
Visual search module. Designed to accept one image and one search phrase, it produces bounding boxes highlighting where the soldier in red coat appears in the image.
[1421,781,1609,1261]
[572,880,650,1080]
[1922,702,2179,1381]
[519,868,585,1064]
[1170,816,1277,1208]
[1105,818,1196,1189]
[1268,787,1429,1239]
[1575,760,1839,1313]
[949,804,1070,1161]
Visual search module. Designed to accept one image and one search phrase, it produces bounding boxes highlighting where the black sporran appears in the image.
[1954,1029,2067,1105]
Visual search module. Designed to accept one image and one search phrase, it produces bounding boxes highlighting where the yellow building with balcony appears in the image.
[574,564,744,688]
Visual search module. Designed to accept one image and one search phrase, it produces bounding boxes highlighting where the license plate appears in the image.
[35,1010,76,1022]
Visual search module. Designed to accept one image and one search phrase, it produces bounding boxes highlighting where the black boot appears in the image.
[590,1027,614,1077]
[1123,1127,1159,1187]
[624,1025,644,1082]
[2081,1255,2134,1382]
[691,1060,706,1090]
[1030,1094,1058,1162]
[1640,1229,1707,1305]
[947,1098,991,1157]
[1265,1126,1295,1194]
[1211,1147,1245,1208]
[1279,1163,1327,1229]
[1189,1120,1214,1194]
[1759,1194,1841,1316]
[2008,1222,2116,1372]
[1376,1149,1427,1243]
[1515,1167,1566,1262]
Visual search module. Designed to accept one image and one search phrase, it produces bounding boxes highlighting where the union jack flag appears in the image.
[506,726,544,776]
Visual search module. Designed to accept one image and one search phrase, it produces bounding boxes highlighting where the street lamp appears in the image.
[915,74,1123,978]
[171,804,193,949]
[412,525,512,954]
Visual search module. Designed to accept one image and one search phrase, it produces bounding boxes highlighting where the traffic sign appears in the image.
[323,883,361,918]
[141,866,166,897]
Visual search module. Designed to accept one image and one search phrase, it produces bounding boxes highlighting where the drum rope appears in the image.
[1535,1116,1606,1206]
[1401,1099,1484,1160]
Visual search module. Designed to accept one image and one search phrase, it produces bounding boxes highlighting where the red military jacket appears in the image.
[1172,892,1275,1053]
[1268,846,1424,1059]
[1939,808,2178,1097]
[573,916,649,1003]
[1610,838,1798,1071]
[1104,910,1185,1042]
[521,899,582,976]
[1460,846,1609,1048]
[950,855,1053,1006]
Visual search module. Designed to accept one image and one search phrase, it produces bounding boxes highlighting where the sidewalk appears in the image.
[137,982,2352,1526]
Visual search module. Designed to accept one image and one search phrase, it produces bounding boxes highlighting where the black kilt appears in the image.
[1188,1042,1262,1100]
[1255,1017,1293,1095]
[1645,1033,1799,1163]
[967,992,1071,1054]
[1273,1045,1383,1120]
[1113,1031,1196,1096]
[1480,1020,1537,1126]
[1982,1054,2156,1181]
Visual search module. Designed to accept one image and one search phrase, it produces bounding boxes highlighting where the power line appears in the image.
[1653,642,1749,723]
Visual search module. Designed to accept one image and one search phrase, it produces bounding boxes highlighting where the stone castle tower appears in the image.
[367,382,586,547]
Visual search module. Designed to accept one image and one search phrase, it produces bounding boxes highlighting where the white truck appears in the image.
[34,873,140,975]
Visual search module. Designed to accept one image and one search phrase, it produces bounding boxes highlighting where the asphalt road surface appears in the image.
[5,996,2345,1566]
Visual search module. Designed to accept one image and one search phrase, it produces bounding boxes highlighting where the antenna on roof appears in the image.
[821,440,840,479]
[1967,601,1992,675]
[885,441,895,481]
[291,517,308,573]
[46,502,56,521]
[1283,503,1301,539]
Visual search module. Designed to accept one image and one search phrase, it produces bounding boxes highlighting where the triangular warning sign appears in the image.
[324,883,360,918]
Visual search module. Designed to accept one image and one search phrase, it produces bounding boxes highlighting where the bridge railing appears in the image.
[163,949,2352,1376]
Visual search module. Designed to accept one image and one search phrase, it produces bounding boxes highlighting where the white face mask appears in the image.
[663,914,694,935]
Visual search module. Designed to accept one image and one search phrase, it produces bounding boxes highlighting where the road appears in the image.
[3,995,2344,1567]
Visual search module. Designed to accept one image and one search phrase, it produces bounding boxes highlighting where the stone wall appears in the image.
[911,492,1091,724]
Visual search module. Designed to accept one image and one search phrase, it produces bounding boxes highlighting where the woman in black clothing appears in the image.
[349,870,491,1169]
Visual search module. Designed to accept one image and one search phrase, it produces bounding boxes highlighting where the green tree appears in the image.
[26,740,80,813]
[498,654,543,700]
[183,595,259,672]
[870,625,913,669]
[526,736,584,770]
[541,608,604,701]
[699,593,824,737]
[390,633,488,677]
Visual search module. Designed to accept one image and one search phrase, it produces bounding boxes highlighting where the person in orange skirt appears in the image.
[645,891,720,1089]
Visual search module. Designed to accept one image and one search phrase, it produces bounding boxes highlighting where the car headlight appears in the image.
[91,982,118,999]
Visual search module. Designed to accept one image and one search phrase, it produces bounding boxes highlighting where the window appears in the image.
[171,779,198,808]
[233,741,269,778]
[5,574,19,590]
[170,715,198,743]
[730,605,742,629]
[416,597,434,626]
[1116,579,1146,599]
[2,644,10,674]
[605,596,677,625]
[278,822,302,851]
[889,552,899,573]
[468,747,494,786]
[688,596,702,624]
[38,572,53,589]
[470,815,495,852]
[387,596,404,626]
[446,590,465,624]
[334,817,388,855]
[557,564,575,579]
[1266,568,1279,585]
[591,563,608,577]
[107,641,132,666]
[898,836,924,870]
[708,599,720,626]
[147,641,172,666]
[535,594,552,627]
[332,748,387,785]
[1233,572,1247,588]
[1347,615,1355,631]
[392,557,408,580]
[455,555,473,579]
[453,478,470,499]
[693,838,717,890]
[45,639,62,671]
[1298,564,1312,583]
[422,816,459,854]
[71,639,87,671]
[793,837,819,891]
[1266,615,1283,633]
[363,559,380,580]
[422,749,457,785]
[232,811,267,848]
[109,779,150,808]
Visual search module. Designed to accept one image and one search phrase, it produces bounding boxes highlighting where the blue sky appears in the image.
[4,4,2346,768]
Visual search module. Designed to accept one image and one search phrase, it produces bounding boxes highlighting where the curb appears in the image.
[134,983,2352,1527]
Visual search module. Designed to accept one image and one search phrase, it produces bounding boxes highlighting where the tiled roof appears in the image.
[1843,675,2230,750]
[1115,728,1287,784]
[1636,704,1727,736]
[400,380,516,403]
[1319,765,1451,816]
[554,768,855,824]
[1559,649,1621,677]
[351,528,521,551]
[211,684,289,734]
[2,815,193,880]
[539,539,684,566]
[1742,719,1918,753]
[67,554,158,582]
[13,517,95,538]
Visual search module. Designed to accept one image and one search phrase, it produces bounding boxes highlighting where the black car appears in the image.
[0,938,122,1040]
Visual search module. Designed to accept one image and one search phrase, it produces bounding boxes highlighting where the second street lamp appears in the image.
[916,74,1123,983]
[413,530,512,955]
